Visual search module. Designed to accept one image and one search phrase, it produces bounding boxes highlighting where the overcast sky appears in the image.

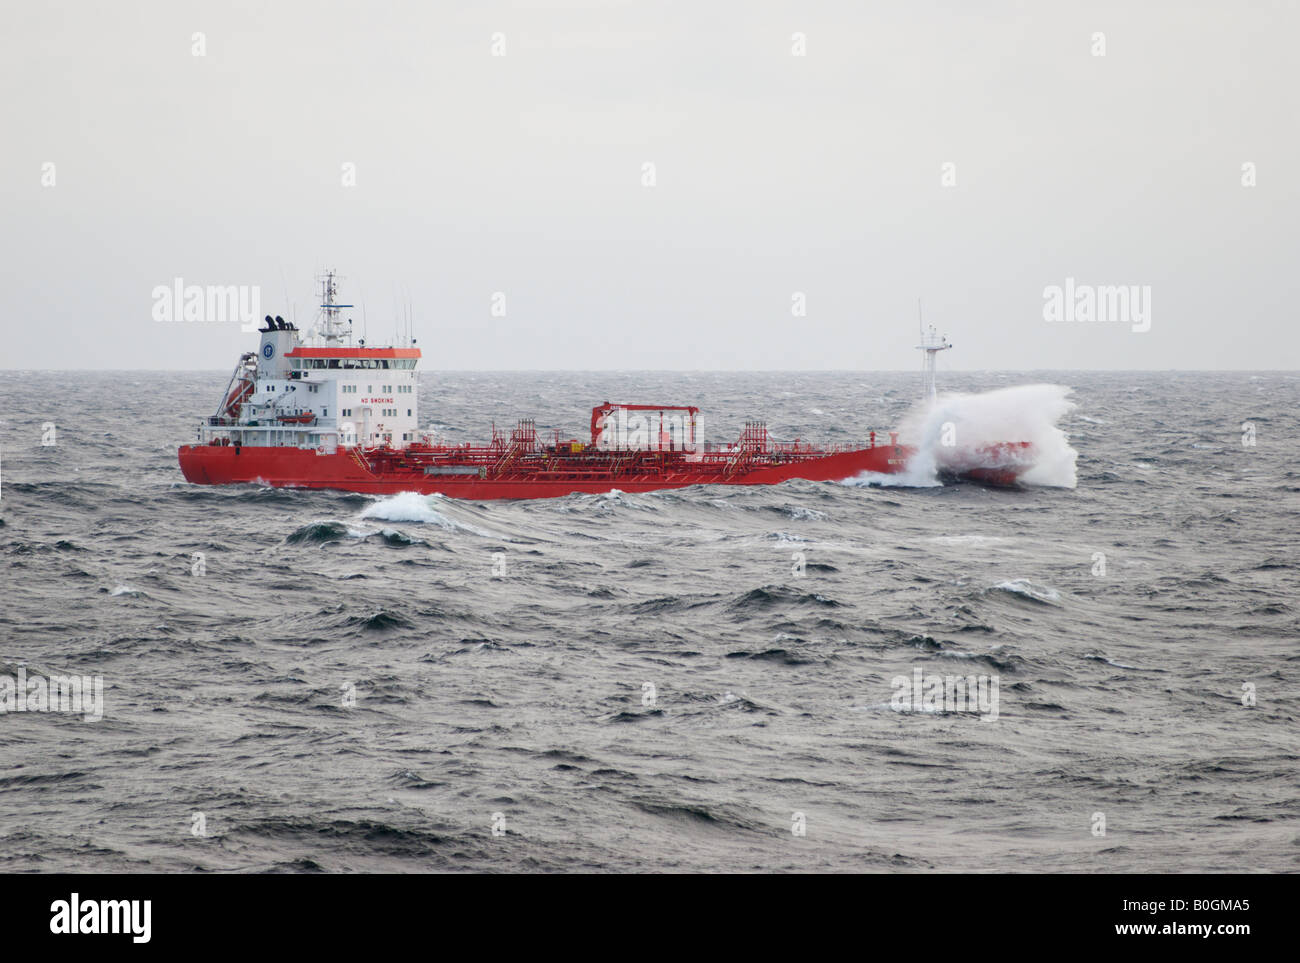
[2,0,1296,370]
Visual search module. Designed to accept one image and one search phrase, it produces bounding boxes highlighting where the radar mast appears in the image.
[312,270,353,344]
[915,301,952,402]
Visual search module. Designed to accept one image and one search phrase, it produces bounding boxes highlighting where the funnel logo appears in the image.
[1042,278,1150,333]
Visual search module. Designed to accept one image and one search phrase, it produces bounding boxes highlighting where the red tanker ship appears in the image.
[177,273,1031,497]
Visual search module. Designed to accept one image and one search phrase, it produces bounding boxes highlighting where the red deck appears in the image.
[177,438,912,499]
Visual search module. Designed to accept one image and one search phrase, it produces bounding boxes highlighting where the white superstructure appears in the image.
[198,271,422,451]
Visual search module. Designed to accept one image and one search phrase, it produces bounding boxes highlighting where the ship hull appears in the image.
[177,443,912,499]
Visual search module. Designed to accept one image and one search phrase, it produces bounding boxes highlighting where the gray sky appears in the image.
[2,0,1296,370]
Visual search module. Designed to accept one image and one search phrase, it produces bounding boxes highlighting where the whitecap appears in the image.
[992,579,1061,604]
[359,492,495,536]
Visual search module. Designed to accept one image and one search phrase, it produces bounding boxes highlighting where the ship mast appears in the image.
[312,269,354,344]
[915,300,952,402]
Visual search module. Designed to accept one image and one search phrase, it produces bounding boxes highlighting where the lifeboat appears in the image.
[222,379,254,420]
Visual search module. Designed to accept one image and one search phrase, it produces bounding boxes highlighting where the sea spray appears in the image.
[912,383,1077,487]
[845,384,1078,488]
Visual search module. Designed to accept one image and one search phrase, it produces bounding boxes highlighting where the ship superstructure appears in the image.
[198,272,420,452]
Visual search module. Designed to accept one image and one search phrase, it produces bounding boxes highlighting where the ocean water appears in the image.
[0,370,1296,872]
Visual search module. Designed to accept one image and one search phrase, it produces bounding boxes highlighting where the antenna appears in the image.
[280,265,291,315]
[401,283,413,347]
[277,265,298,327]
[357,282,368,347]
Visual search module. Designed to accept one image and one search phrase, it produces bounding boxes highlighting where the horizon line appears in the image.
[0,367,1296,375]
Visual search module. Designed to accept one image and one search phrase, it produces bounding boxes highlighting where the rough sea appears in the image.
[1,370,1296,872]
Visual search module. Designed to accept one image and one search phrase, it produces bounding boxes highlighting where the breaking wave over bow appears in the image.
[845,384,1078,488]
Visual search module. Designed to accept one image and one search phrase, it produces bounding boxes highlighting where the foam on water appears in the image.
[929,534,1010,546]
[840,465,943,488]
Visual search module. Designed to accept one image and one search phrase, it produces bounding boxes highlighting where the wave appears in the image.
[359,492,495,536]
[728,585,842,610]
[990,579,1062,605]
[557,489,662,513]
[893,384,1079,488]
[371,528,424,547]
[286,521,351,544]
[765,504,828,521]
[345,610,413,632]
[1083,653,1150,671]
